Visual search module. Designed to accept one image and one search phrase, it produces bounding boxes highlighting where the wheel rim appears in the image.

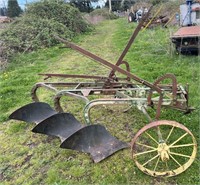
[131,120,197,177]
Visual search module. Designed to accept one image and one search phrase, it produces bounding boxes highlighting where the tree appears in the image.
[121,0,135,11]
[105,0,135,11]
[70,0,93,13]
[7,0,22,18]
[105,0,120,11]
[0,7,7,16]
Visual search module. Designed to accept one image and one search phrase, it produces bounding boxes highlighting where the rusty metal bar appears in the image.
[39,73,127,81]
[54,35,162,93]
[43,82,133,87]
[39,73,108,80]
[108,6,153,79]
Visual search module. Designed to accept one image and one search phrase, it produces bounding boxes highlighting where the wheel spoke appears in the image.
[169,151,192,158]
[165,126,174,142]
[165,92,173,99]
[145,132,159,145]
[157,126,164,142]
[169,143,195,148]
[142,154,159,167]
[153,156,160,171]
[169,153,182,167]
[165,161,169,171]
[136,142,157,150]
[133,148,157,157]
[170,132,188,146]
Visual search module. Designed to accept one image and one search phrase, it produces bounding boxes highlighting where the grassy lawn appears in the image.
[0,18,199,184]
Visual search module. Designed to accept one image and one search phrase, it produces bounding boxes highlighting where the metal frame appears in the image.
[9,6,197,177]
[31,8,193,122]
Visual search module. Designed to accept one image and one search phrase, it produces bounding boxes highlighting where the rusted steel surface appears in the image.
[171,26,200,38]
[117,60,131,81]
[39,73,118,81]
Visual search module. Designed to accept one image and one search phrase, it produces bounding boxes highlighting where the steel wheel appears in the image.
[131,120,197,177]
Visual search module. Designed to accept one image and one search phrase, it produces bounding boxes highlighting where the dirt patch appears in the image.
[0,166,10,181]
[0,173,4,181]
[0,23,9,70]
[0,59,8,70]
[0,43,8,70]
[21,154,33,167]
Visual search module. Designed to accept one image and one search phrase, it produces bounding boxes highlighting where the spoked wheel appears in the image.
[131,120,197,177]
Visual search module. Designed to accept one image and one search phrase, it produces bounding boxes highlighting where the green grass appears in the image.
[0,18,199,185]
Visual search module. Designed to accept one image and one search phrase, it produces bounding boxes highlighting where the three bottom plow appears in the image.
[9,8,197,177]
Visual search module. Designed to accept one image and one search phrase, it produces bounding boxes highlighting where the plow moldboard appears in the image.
[9,102,56,124]
[9,102,129,163]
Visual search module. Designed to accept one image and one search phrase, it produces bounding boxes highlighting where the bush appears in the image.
[1,16,73,53]
[90,8,118,20]
[0,1,92,60]
[25,1,90,33]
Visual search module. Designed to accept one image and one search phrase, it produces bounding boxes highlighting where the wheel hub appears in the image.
[157,143,170,162]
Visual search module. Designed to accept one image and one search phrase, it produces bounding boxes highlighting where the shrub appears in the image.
[0,0,92,60]
[90,8,118,20]
[1,16,73,53]
[25,1,90,33]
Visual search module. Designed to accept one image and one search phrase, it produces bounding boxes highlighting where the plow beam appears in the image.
[60,124,129,163]
[32,113,83,141]
[9,102,56,124]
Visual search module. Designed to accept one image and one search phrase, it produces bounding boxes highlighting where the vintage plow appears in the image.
[9,8,197,177]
